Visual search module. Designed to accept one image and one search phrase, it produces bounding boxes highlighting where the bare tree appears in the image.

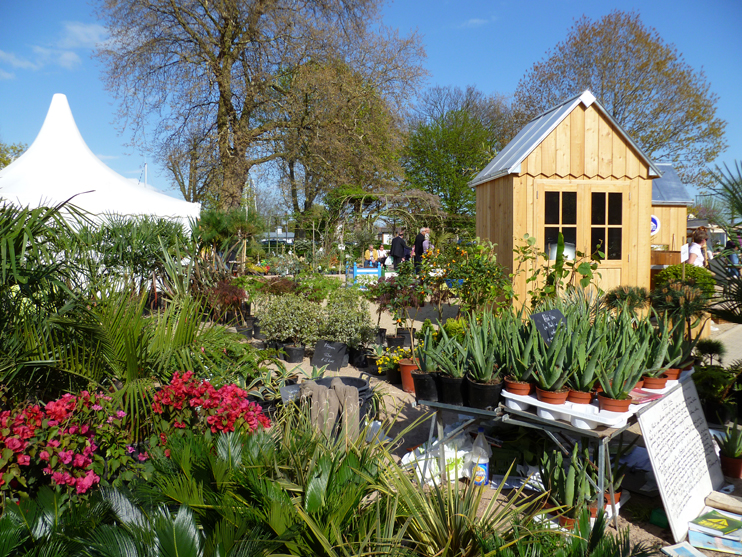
[96,0,424,208]
[513,11,726,188]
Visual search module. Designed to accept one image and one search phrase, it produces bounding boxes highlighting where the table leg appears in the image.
[437,410,446,483]
[604,441,619,529]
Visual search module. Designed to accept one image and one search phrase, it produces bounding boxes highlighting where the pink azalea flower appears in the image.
[17,454,30,466]
[138,452,149,462]
[92,404,103,411]
[39,450,50,461]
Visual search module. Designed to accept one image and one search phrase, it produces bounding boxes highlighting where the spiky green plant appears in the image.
[715,420,742,458]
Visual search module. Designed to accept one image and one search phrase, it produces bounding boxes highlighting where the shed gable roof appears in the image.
[469,90,662,188]
[652,163,693,206]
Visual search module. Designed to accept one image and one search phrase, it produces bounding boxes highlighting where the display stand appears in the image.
[417,398,665,528]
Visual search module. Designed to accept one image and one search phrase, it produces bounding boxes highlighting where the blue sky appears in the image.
[1,0,740,200]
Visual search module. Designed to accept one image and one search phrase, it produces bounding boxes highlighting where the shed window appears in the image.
[544,191,577,260]
[590,192,622,260]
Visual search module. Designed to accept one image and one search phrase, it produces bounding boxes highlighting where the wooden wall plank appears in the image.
[612,125,626,178]
[625,146,639,178]
[636,178,652,289]
[556,117,570,177]
[584,107,599,178]
[541,131,556,177]
[570,107,585,177]
[598,115,612,178]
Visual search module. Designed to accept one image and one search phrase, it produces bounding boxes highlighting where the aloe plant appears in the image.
[715,420,742,458]
[640,314,680,378]
[532,324,571,391]
[504,317,537,382]
[539,445,591,519]
[465,312,500,382]
[597,334,649,400]
[424,326,467,378]
[415,327,439,373]
[565,312,604,392]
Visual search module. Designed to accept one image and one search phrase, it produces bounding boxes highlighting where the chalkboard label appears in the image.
[530,309,566,345]
[311,340,348,372]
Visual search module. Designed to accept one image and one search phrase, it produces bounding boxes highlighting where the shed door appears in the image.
[537,181,629,292]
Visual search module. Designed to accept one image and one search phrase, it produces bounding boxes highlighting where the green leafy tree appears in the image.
[513,10,726,189]
[0,140,26,169]
[403,108,494,216]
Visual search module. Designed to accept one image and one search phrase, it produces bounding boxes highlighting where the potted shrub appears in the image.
[532,325,572,404]
[714,420,742,478]
[539,445,592,528]
[255,294,322,363]
[464,312,503,410]
[378,346,410,384]
[424,326,468,406]
[320,288,375,368]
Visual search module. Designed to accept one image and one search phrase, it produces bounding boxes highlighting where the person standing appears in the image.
[390,230,407,270]
[688,227,711,268]
[413,227,427,273]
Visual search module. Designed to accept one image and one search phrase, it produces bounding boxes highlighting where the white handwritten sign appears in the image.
[680,244,689,263]
[637,380,723,542]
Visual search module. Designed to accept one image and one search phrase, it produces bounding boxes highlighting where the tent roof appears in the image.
[0,94,200,222]
[652,163,693,206]
[469,90,662,188]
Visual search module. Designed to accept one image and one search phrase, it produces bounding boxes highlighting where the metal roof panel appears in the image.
[652,163,693,206]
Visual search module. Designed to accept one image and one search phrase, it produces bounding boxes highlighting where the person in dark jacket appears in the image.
[413,227,429,273]
[389,230,407,270]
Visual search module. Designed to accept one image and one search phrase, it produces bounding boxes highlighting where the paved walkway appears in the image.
[710,320,742,364]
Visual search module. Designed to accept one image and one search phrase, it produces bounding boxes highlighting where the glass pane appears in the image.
[562,227,576,260]
[591,228,605,258]
[562,192,577,224]
[608,193,622,225]
[608,228,622,260]
[545,192,560,224]
[545,227,560,259]
[591,192,605,225]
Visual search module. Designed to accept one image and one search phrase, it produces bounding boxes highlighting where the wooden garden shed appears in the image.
[650,164,692,252]
[469,90,665,302]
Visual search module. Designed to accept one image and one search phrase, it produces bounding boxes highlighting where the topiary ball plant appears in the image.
[654,264,715,298]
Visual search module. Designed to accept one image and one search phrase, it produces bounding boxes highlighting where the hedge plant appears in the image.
[256,294,323,346]
[654,264,715,298]
[321,288,374,348]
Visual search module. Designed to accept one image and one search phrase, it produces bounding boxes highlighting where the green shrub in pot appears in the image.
[255,294,322,346]
[320,287,375,349]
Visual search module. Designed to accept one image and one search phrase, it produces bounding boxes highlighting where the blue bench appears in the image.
[352,263,382,287]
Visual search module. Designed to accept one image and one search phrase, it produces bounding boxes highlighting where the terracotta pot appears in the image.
[597,393,632,413]
[398,359,418,394]
[567,389,592,404]
[720,455,742,478]
[504,376,533,396]
[605,490,622,506]
[635,379,644,389]
[593,384,604,394]
[642,375,668,389]
[664,368,681,380]
[535,387,569,405]
[558,515,577,529]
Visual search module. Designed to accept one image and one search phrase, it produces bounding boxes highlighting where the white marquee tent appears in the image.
[0,94,201,222]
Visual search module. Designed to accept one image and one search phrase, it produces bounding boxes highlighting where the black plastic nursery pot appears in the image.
[386,365,402,385]
[282,345,305,364]
[375,328,387,346]
[235,326,253,340]
[465,375,503,410]
[438,375,466,406]
[413,372,438,403]
[397,328,416,347]
[386,336,405,350]
[349,347,368,368]
[252,318,266,340]
[366,356,382,375]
